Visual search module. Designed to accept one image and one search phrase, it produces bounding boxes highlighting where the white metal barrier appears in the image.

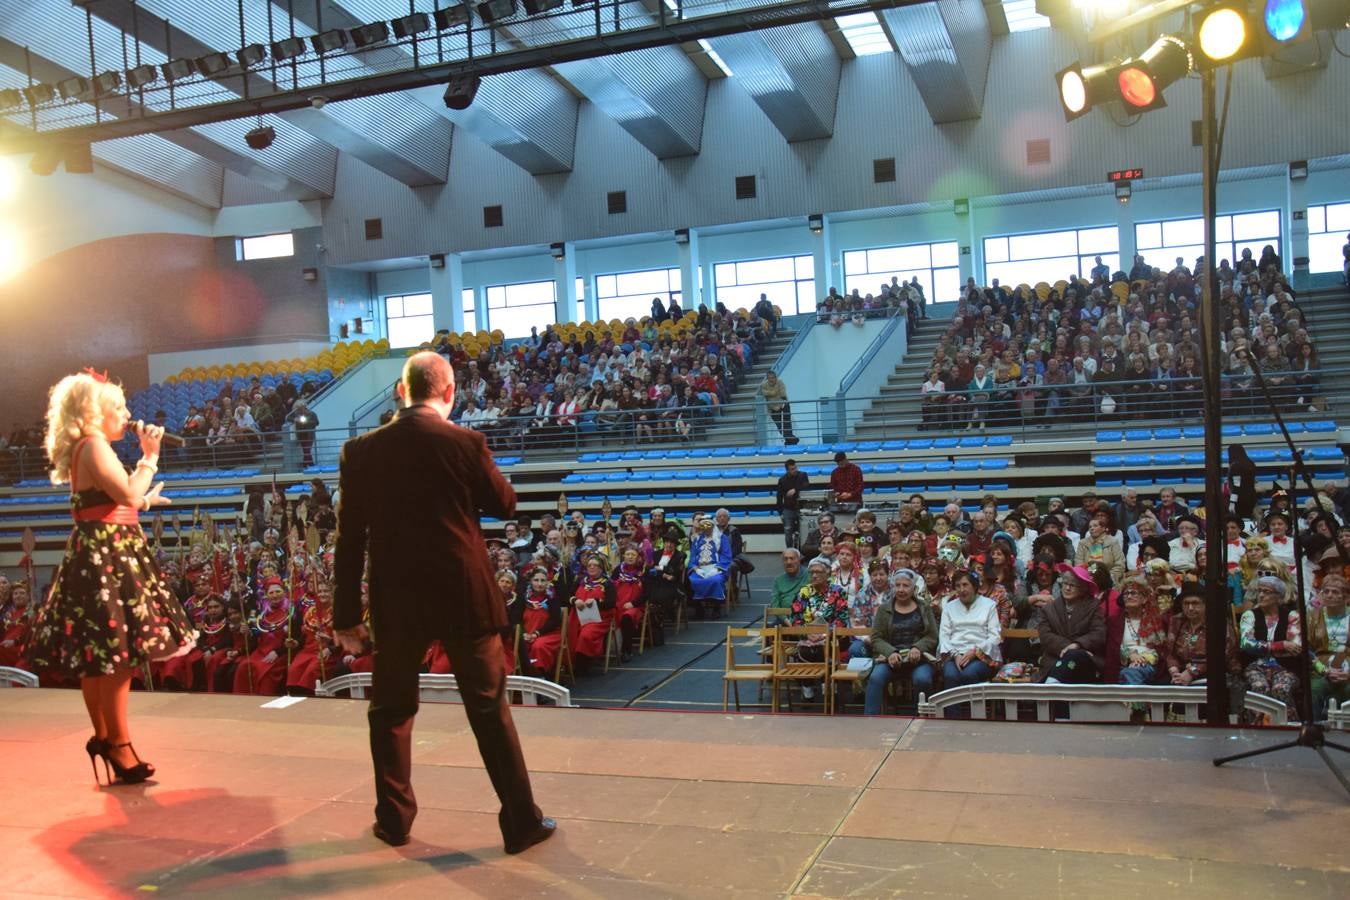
[315,672,575,707]
[1329,700,1350,732]
[917,682,1289,726]
[0,666,38,688]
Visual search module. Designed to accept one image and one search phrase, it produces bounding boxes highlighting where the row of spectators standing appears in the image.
[764,472,1349,720]
[817,278,927,331]
[437,298,779,447]
[919,247,1319,430]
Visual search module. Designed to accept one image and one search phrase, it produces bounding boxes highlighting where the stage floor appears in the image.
[2,690,1346,898]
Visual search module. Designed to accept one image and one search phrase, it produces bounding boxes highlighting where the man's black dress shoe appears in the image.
[504,817,557,854]
[372,822,410,847]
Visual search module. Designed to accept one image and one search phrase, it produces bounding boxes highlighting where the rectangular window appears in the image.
[385,292,434,349]
[842,240,960,306]
[1134,209,1281,274]
[712,254,815,315]
[484,279,556,339]
[461,288,476,327]
[593,267,680,323]
[1307,201,1350,274]
[983,226,1119,287]
[576,276,586,324]
[235,232,294,261]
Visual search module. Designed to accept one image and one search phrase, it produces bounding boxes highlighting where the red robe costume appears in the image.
[571,576,616,659]
[0,608,30,669]
[199,616,243,693]
[612,564,646,632]
[286,600,336,693]
[520,588,563,678]
[233,605,291,695]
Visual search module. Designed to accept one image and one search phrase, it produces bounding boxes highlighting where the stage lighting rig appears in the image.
[478,0,518,24]
[1055,59,1124,121]
[1115,35,1191,112]
[393,12,432,38]
[126,64,158,90]
[22,83,56,107]
[91,70,122,96]
[56,76,88,100]
[237,44,267,69]
[272,36,307,61]
[311,29,349,55]
[351,21,390,48]
[0,88,21,111]
[434,4,471,29]
[195,52,233,77]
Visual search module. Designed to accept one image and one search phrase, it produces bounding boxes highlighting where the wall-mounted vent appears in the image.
[483,205,503,228]
[607,190,627,214]
[873,157,896,183]
[1025,139,1051,166]
[734,174,757,200]
[364,218,382,240]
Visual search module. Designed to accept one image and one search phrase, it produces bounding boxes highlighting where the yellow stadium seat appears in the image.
[1111,281,1129,301]
[1034,282,1050,300]
[1054,280,1068,295]
[164,374,178,384]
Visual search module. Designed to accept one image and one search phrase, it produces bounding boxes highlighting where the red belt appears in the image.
[73,503,141,526]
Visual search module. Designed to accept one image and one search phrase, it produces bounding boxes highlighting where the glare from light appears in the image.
[1002,0,1052,31]
[1117,67,1156,108]
[1059,70,1087,113]
[0,157,17,203]
[1264,0,1307,41]
[0,223,22,284]
[1071,0,1131,18]
[697,40,733,76]
[835,12,893,56]
[1199,8,1248,60]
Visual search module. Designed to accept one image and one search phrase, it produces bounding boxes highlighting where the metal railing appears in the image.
[0,368,1339,486]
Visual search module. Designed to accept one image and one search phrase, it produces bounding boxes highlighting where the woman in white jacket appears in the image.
[938,570,1002,698]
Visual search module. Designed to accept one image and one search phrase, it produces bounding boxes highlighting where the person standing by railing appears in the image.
[286,399,320,469]
[758,371,797,446]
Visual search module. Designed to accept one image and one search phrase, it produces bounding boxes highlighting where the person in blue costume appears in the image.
[687,514,732,620]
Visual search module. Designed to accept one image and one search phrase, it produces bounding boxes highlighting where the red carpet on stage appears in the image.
[1,690,1344,898]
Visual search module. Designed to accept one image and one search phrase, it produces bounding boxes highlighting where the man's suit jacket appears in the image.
[333,404,517,641]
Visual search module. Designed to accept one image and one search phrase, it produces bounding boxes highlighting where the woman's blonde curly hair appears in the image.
[44,373,124,485]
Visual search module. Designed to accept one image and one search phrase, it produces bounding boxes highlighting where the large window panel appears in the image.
[236,232,294,261]
[1136,210,1280,271]
[842,240,959,304]
[594,267,680,322]
[485,280,556,338]
[713,255,815,315]
[1307,201,1350,273]
[385,292,434,349]
[983,226,1118,285]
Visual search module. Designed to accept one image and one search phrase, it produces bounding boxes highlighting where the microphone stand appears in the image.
[1211,348,1350,798]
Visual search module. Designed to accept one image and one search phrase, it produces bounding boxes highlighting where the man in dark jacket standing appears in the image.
[775,458,810,550]
[334,351,554,852]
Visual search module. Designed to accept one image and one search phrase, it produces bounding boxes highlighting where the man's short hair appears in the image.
[402,351,455,402]
[782,548,802,561]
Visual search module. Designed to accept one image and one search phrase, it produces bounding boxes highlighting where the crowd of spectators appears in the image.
[767,461,1350,722]
[433,296,780,448]
[919,247,1321,430]
[817,277,927,330]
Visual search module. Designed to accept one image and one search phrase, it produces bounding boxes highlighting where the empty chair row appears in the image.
[1096,421,1337,442]
[1096,446,1343,467]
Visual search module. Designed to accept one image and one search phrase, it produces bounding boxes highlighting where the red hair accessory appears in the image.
[82,367,109,383]
[262,577,285,591]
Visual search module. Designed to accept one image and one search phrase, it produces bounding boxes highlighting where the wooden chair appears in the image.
[722,626,774,711]
[602,614,623,674]
[638,602,656,654]
[772,625,831,712]
[553,608,575,685]
[826,627,874,715]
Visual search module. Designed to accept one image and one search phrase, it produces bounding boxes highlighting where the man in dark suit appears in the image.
[334,351,554,853]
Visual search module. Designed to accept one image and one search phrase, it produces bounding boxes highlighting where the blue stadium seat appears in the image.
[954,459,980,471]
[652,492,674,499]
[805,444,831,454]
[832,442,858,453]
[733,446,759,457]
[925,460,953,472]
[1184,476,1206,485]
[1123,454,1151,467]
[748,490,774,498]
[620,451,643,461]
[1125,478,1151,487]
[1243,423,1275,436]
[1283,422,1306,434]
[562,474,583,483]
[932,437,959,449]
[955,483,981,492]
[629,471,654,481]
[689,449,712,459]
[900,461,925,473]
[856,464,875,474]
[1248,449,1277,463]
[986,435,1014,447]
[1096,430,1123,442]
[746,467,773,478]
[757,446,785,456]
[581,473,605,483]
[598,452,622,462]
[1157,476,1183,485]
[983,482,1009,492]
[1306,447,1343,460]
[980,459,1009,470]
[1096,478,1123,489]
[723,490,746,498]
[1124,429,1152,441]
[1096,455,1124,467]
[1274,449,1294,462]
[496,457,521,467]
[958,436,987,448]
[1182,451,1205,465]
[1152,453,1182,467]
[872,462,899,474]
[907,438,934,450]
[857,441,882,452]
[604,473,627,482]
[1221,424,1242,437]
[711,448,736,458]
[722,469,748,479]
[881,440,908,452]
[666,449,691,459]
[1305,421,1337,433]
[1182,425,1204,439]
[674,471,699,480]
[874,485,900,494]
[927,484,952,493]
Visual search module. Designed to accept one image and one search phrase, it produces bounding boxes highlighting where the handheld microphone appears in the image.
[132,419,186,448]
